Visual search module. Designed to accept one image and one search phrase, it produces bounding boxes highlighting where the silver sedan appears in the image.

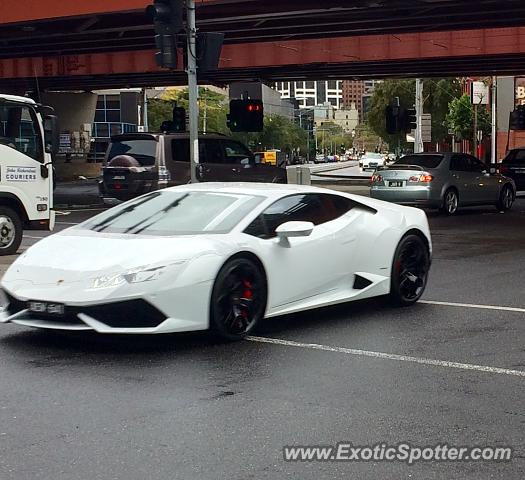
[370,153,516,214]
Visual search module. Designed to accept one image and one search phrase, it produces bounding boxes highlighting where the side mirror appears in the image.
[275,221,314,246]
[44,115,59,156]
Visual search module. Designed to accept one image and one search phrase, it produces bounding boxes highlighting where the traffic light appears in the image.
[509,105,525,130]
[403,108,417,133]
[385,105,398,134]
[146,0,184,69]
[227,99,264,132]
[172,106,186,132]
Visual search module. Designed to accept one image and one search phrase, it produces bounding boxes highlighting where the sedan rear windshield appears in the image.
[80,191,264,235]
[393,154,443,169]
[502,149,525,164]
[108,139,157,166]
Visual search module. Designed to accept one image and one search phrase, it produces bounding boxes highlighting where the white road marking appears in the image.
[420,300,525,314]
[247,336,525,378]
[22,235,46,240]
[56,222,79,225]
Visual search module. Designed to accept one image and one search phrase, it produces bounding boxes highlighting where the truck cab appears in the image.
[0,94,58,255]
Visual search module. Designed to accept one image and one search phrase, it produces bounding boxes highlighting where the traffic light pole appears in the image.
[186,0,199,183]
[415,78,424,153]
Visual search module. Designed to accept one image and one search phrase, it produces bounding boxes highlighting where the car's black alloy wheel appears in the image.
[210,257,267,340]
[496,185,514,211]
[390,234,430,306]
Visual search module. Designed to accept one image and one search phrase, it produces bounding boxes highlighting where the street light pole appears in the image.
[187,0,199,183]
[491,76,497,165]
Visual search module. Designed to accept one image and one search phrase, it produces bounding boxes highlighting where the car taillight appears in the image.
[408,174,433,183]
[371,174,383,183]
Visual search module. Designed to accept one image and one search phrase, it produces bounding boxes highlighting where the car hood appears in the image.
[3,228,232,286]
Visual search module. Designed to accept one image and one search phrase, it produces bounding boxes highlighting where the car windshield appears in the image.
[364,153,383,159]
[80,191,264,235]
[394,154,443,169]
[108,139,157,166]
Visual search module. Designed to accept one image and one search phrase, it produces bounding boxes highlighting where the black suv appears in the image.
[99,133,287,201]
[500,148,525,190]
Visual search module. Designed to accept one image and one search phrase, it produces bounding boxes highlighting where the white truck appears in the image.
[0,94,58,255]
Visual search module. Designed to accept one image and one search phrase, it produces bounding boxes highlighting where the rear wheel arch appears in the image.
[402,228,431,257]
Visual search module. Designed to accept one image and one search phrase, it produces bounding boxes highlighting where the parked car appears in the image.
[499,147,525,191]
[360,152,385,171]
[99,133,287,201]
[370,152,516,215]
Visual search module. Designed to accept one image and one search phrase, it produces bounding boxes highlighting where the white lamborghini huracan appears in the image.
[0,183,431,340]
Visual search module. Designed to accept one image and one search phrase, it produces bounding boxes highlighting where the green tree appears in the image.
[367,78,462,148]
[147,87,229,133]
[445,94,491,148]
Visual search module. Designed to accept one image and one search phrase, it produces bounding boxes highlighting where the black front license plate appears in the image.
[28,301,65,316]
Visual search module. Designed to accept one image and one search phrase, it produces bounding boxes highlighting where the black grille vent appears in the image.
[353,275,373,290]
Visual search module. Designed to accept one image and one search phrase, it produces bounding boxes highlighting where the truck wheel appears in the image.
[0,207,22,255]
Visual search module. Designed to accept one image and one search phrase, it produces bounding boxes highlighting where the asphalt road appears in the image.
[0,196,524,479]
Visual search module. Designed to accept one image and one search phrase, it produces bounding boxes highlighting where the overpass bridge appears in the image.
[1,0,525,90]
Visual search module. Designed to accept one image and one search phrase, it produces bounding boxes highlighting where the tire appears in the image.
[496,184,514,211]
[390,234,430,307]
[0,206,23,256]
[210,257,267,341]
[440,188,459,215]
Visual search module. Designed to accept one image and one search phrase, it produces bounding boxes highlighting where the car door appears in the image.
[198,138,230,181]
[220,139,257,181]
[169,137,190,185]
[465,154,499,203]
[450,154,477,204]
[243,193,355,310]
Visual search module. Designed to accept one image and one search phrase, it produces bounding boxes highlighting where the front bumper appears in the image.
[370,186,441,207]
[0,281,212,334]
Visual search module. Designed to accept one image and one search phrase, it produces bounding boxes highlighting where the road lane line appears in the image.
[247,336,525,378]
[22,235,46,240]
[56,222,79,225]
[420,300,525,313]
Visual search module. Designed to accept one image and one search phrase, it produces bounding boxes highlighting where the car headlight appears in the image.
[90,262,185,289]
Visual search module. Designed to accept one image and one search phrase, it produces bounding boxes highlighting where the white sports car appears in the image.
[0,183,431,340]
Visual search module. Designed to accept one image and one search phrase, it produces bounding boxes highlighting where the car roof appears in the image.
[163,182,338,199]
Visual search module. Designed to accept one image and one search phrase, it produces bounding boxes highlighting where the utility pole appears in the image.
[415,78,424,153]
[491,76,497,165]
[473,103,478,157]
[187,0,199,183]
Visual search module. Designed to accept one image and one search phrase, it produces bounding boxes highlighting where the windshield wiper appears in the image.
[124,193,189,235]
[91,193,161,232]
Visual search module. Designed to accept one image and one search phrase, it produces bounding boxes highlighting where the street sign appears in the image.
[421,113,431,143]
[471,81,489,105]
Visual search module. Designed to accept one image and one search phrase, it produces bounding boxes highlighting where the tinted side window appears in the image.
[202,140,224,164]
[318,194,356,223]
[244,194,340,239]
[465,155,485,172]
[222,140,252,164]
[450,155,468,171]
[171,139,190,162]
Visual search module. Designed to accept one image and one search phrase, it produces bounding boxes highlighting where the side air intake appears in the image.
[353,274,373,290]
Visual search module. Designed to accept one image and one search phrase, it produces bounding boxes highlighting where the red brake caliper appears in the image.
[241,280,253,318]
